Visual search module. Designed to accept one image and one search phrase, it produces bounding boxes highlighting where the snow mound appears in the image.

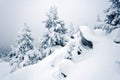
[79,26,94,41]
[94,29,107,36]
[109,28,120,43]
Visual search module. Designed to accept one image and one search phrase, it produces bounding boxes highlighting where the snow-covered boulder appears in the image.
[109,28,120,44]
[79,26,94,41]
[79,26,94,49]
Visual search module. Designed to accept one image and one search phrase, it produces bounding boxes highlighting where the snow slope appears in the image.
[2,26,120,80]
[65,37,120,80]
[0,62,11,80]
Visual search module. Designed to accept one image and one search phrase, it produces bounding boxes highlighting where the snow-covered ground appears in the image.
[0,26,120,80]
[65,37,120,80]
[0,62,11,80]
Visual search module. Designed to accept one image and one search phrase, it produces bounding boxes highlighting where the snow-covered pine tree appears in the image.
[9,23,41,72]
[68,23,76,39]
[104,0,120,33]
[97,15,102,22]
[39,6,67,58]
[94,15,105,30]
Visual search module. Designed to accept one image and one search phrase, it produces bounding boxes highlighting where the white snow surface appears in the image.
[109,28,120,43]
[0,26,120,80]
[0,62,11,80]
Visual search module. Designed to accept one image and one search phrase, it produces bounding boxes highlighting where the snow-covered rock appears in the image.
[79,26,94,41]
[109,28,120,43]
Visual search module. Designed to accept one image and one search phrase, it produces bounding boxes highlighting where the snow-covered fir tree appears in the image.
[94,15,105,30]
[9,23,42,73]
[68,23,76,39]
[104,0,120,33]
[39,6,67,58]
[96,15,102,22]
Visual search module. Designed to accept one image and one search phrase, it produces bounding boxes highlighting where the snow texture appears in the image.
[0,26,119,80]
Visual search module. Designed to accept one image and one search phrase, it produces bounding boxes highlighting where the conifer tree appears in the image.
[39,6,67,58]
[104,0,120,33]
[9,23,41,72]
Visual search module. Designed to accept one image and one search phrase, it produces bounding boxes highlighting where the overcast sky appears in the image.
[0,0,109,46]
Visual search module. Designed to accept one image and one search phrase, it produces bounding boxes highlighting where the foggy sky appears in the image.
[0,0,108,46]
